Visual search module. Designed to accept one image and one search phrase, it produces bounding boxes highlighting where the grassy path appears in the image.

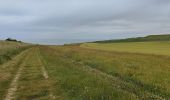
[15,47,58,100]
[0,48,31,99]
[37,48,56,99]
[1,47,60,100]
[4,51,30,100]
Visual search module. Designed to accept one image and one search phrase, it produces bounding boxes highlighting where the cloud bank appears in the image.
[0,0,170,44]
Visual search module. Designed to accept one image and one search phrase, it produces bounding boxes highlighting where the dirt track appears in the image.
[2,47,55,100]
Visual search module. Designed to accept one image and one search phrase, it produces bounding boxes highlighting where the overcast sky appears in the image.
[0,0,170,44]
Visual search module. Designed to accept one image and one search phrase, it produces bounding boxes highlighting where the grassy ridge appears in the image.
[95,34,170,43]
[0,48,31,99]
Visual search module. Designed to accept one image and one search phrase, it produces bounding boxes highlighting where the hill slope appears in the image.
[95,34,170,43]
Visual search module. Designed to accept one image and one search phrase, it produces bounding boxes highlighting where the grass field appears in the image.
[0,41,31,64]
[0,41,170,100]
[94,34,170,43]
[81,41,170,56]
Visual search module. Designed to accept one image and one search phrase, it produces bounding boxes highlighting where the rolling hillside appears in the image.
[94,34,170,43]
[0,38,170,100]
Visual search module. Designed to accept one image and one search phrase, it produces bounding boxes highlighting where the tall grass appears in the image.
[0,41,31,64]
[39,46,137,100]
[39,45,170,99]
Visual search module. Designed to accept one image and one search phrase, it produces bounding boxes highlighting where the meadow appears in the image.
[42,45,170,99]
[81,41,170,56]
[0,40,170,100]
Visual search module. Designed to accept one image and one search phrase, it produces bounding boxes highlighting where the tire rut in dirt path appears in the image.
[37,48,56,99]
[41,63,49,79]
[3,49,31,100]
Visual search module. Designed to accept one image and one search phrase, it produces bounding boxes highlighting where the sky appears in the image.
[0,0,170,44]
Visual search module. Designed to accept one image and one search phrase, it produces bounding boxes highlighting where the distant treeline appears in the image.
[5,38,22,43]
[94,34,170,43]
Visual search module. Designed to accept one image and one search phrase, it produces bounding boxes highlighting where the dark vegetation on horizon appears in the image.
[94,34,170,43]
[5,38,22,43]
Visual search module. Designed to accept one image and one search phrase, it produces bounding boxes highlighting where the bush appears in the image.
[5,38,22,42]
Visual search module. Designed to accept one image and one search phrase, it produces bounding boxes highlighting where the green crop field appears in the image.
[0,40,170,100]
[81,41,170,56]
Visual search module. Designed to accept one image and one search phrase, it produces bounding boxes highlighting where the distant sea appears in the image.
[25,39,101,45]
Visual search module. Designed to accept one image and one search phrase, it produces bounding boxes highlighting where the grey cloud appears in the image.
[0,0,170,44]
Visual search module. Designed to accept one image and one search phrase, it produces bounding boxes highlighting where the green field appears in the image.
[94,34,170,43]
[0,40,170,100]
[81,41,170,56]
